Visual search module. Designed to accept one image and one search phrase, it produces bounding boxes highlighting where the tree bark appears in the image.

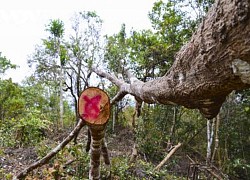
[93,0,250,119]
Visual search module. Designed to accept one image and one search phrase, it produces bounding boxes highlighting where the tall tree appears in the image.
[104,24,131,131]
[45,19,66,127]
[28,19,67,127]
[65,11,103,120]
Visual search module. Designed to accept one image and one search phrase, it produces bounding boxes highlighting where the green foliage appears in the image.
[228,158,250,179]
[0,79,25,121]
[0,168,13,180]
[0,118,16,147]
[111,157,131,179]
[14,109,52,146]
[43,19,65,60]
[46,19,65,39]
[58,143,90,179]
[218,91,250,178]
[128,30,172,78]
[104,24,128,75]
[22,77,49,113]
[34,141,90,179]
[35,139,54,158]
[149,0,194,58]
[59,45,69,66]
[111,157,184,180]
[137,114,165,161]
[22,76,75,127]
[135,105,176,161]
[0,109,52,147]
[0,52,17,75]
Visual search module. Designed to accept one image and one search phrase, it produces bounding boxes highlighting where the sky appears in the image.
[0,0,155,83]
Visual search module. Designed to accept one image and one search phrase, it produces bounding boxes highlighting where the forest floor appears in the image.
[0,125,189,179]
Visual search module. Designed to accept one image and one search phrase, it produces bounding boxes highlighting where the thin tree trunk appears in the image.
[112,107,115,132]
[206,118,216,165]
[212,114,220,163]
[59,65,64,127]
[167,106,177,150]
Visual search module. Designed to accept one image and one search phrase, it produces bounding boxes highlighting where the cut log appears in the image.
[79,87,110,125]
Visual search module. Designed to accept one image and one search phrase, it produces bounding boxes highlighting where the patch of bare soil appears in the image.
[107,126,135,158]
[0,147,37,177]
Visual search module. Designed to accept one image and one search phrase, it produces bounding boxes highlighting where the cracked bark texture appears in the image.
[93,0,250,119]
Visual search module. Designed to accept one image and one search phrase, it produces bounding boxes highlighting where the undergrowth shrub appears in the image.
[0,109,52,147]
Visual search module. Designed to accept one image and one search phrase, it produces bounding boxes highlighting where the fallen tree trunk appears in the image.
[15,119,86,179]
[93,0,250,119]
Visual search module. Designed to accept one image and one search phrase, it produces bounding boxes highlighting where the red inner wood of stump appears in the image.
[78,87,110,125]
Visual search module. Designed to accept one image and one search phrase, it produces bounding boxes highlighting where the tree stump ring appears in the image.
[78,87,110,126]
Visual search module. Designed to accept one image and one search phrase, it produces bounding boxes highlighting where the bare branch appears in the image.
[110,90,128,106]
[92,66,126,87]
[92,66,131,105]
[16,119,86,179]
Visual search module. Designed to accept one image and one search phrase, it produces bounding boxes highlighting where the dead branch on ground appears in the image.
[15,119,86,179]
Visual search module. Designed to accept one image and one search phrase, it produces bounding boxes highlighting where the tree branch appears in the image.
[154,142,182,171]
[93,0,250,119]
[15,119,86,179]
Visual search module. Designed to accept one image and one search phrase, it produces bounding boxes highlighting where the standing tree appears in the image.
[28,19,66,128]
[65,11,103,121]
[64,11,104,143]
[45,19,66,127]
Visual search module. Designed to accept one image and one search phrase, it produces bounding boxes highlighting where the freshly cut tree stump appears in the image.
[79,87,111,180]
[79,87,110,125]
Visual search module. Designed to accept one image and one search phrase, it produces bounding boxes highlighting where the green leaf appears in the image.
[245,106,250,112]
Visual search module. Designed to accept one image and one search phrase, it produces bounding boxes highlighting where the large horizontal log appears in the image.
[93,0,250,119]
